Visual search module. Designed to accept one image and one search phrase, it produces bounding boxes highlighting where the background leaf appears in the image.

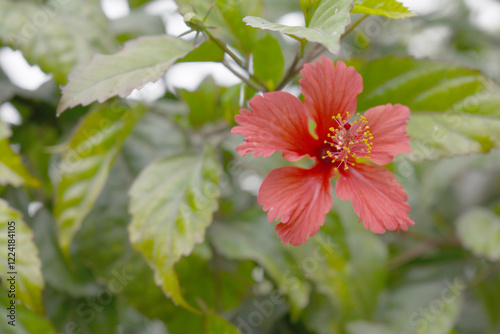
[179,76,240,128]
[356,56,500,161]
[0,199,44,313]
[57,36,193,114]
[0,293,55,334]
[456,208,500,261]
[0,0,115,84]
[205,311,242,334]
[128,147,221,311]
[0,121,40,188]
[244,0,352,54]
[352,0,415,19]
[252,34,285,90]
[209,210,311,320]
[53,102,146,255]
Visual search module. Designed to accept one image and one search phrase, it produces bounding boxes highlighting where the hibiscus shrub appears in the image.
[1,0,500,333]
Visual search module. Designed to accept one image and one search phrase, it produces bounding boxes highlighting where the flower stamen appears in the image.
[322,112,373,170]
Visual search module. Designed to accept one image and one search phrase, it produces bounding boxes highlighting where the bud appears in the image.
[184,12,205,31]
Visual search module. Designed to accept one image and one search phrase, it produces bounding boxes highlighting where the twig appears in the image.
[222,59,263,92]
[275,14,370,90]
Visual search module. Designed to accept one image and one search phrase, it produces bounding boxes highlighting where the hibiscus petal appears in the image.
[364,104,412,165]
[232,91,318,161]
[258,165,334,245]
[336,163,414,233]
[300,56,363,141]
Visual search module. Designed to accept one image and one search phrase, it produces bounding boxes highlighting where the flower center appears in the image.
[321,112,373,171]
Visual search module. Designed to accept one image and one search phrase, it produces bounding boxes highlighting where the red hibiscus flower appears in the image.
[231,56,415,245]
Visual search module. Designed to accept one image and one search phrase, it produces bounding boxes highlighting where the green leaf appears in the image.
[0,121,41,188]
[57,35,193,114]
[357,56,500,161]
[205,311,241,334]
[53,102,146,255]
[128,147,221,311]
[215,0,262,53]
[379,281,464,334]
[175,0,260,53]
[357,57,485,112]
[475,271,500,326]
[352,0,415,19]
[0,0,115,84]
[295,208,387,323]
[346,321,395,334]
[208,210,311,319]
[0,199,44,313]
[179,77,240,128]
[244,0,352,54]
[0,292,55,334]
[253,34,284,90]
[456,208,500,261]
[179,40,225,63]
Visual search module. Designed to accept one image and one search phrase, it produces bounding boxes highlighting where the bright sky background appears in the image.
[1,0,500,123]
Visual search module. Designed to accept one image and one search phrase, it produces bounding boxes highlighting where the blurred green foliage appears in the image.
[0,0,499,333]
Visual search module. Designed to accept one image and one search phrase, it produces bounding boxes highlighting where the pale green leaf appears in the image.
[0,199,45,313]
[244,0,352,54]
[0,121,40,188]
[57,35,193,114]
[457,208,500,261]
[253,34,284,90]
[53,102,146,255]
[208,211,311,320]
[0,0,115,84]
[380,281,464,334]
[128,147,221,311]
[352,0,415,19]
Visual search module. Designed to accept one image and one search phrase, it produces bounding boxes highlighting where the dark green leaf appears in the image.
[0,121,40,188]
[253,34,284,90]
[205,311,242,334]
[475,271,500,326]
[215,0,262,53]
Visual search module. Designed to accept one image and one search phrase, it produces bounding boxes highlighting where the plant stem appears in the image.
[275,51,302,91]
[342,14,368,38]
[276,14,370,90]
[204,29,246,69]
[222,59,263,92]
[204,29,268,91]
